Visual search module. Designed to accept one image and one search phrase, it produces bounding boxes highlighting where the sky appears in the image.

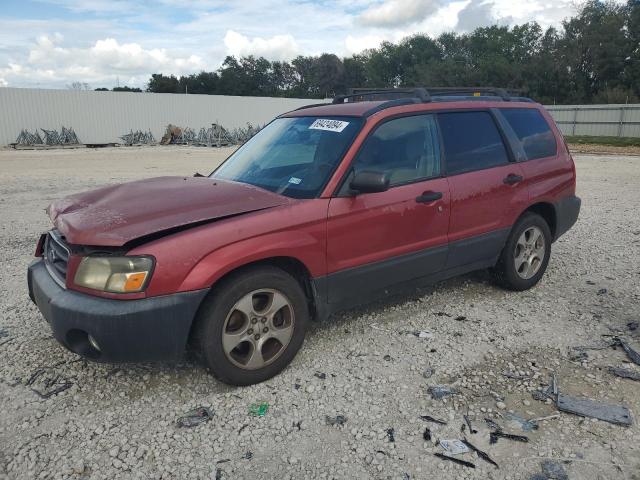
[0,0,591,90]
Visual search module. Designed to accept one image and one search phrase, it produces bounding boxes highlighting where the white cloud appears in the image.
[456,0,498,31]
[0,77,7,87]
[223,30,300,61]
[0,34,204,88]
[358,0,444,28]
[345,34,385,55]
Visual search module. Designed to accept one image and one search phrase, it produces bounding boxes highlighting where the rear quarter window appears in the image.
[499,108,557,160]
[438,111,510,175]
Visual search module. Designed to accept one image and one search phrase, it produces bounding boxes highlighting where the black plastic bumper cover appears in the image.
[28,259,208,362]
[554,195,581,240]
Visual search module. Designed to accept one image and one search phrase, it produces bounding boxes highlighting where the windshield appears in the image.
[212,116,363,199]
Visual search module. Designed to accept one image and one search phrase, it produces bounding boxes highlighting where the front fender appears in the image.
[178,230,326,292]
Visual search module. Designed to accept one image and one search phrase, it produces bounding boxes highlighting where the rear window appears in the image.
[438,111,509,175]
[500,108,557,160]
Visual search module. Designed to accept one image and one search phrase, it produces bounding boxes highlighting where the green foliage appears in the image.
[564,135,640,147]
[146,0,639,103]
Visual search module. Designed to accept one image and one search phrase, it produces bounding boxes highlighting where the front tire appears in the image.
[493,213,552,291]
[194,266,309,386]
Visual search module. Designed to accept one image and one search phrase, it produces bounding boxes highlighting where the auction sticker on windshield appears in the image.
[309,119,350,133]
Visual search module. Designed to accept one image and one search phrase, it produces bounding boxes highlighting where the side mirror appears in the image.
[349,170,390,194]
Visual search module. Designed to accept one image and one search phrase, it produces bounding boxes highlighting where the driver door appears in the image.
[325,114,450,306]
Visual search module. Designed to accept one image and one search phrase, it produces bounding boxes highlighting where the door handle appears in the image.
[416,191,443,203]
[503,174,523,185]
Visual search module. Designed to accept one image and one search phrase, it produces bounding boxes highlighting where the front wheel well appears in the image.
[523,202,557,239]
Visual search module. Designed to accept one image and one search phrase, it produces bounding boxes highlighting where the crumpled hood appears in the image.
[48,176,292,246]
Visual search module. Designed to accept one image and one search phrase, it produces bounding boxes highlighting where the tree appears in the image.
[67,82,91,90]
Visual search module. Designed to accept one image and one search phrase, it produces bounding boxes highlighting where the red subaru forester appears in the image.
[28,88,580,385]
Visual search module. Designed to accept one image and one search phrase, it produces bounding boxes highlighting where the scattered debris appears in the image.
[419,415,447,425]
[597,288,608,295]
[455,316,467,321]
[434,453,475,469]
[314,372,326,380]
[541,460,569,480]
[627,321,639,331]
[490,431,529,444]
[242,452,253,460]
[462,439,499,468]
[423,427,431,441]
[503,412,539,432]
[439,439,469,455]
[325,415,346,426]
[176,407,214,428]
[159,122,261,146]
[608,366,640,381]
[15,129,43,145]
[41,127,80,145]
[463,415,477,434]
[248,402,269,417]
[383,355,392,361]
[484,418,501,430]
[31,382,73,399]
[386,428,395,442]
[427,385,458,400]
[556,394,633,426]
[617,338,640,365]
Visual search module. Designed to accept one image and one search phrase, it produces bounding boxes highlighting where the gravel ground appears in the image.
[0,146,639,480]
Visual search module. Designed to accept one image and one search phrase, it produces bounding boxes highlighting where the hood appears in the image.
[48,176,292,247]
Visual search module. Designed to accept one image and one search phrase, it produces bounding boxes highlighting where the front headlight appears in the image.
[74,256,154,293]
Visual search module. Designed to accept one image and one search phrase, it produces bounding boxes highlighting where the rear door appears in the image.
[326,114,450,305]
[438,110,529,269]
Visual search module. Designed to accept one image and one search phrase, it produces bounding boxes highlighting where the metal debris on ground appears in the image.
[462,439,499,468]
[490,430,529,444]
[419,415,447,425]
[541,460,569,480]
[439,439,469,455]
[314,372,326,379]
[608,366,640,381]
[617,338,640,365]
[41,127,80,145]
[434,453,475,469]
[484,417,501,430]
[556,393,633,426]
[120,129,155,145]
[32,381,73,399]
[627,321,639,331]
[325,415,346,426]
[159,122,261,146]
[176,406,214,427]
[249,402,269,417]
[427,385,458,400]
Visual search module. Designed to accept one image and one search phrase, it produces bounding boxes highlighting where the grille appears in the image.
[44,230,70,286]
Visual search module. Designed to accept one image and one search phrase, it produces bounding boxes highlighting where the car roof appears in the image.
[282,98,541,119]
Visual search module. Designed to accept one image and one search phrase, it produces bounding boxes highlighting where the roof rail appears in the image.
[333,88,431,104]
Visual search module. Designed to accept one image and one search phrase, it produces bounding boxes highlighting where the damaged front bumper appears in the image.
[28,259,207,362]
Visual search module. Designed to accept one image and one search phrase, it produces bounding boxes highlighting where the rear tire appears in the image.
[194,266,309,386]
[493,213,552,291]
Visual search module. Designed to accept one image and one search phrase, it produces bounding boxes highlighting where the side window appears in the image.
[438,111,509,175]
[352,115,441,186]
[499,108,557,160]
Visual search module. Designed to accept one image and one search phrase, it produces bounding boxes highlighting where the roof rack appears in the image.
[340,86,532,103]
[333,88,431,104]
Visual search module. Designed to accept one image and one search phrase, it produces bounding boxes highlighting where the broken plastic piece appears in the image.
[503,412,539,432]
[326,415,347,426]
[386,428,395,442]
[609,366,640,381]
[484,418,501,430]
[439,439,469,455]
[419,415,447,425]
[490,431,529,444]
[423,427,432,441]
[462,439,499,468]
[176,406,214,428]
[618,338,640,366]
[541,460,569,480]
[428,385,458,400]
[434,453,475,469]
[463,415,477,434]
[556,393,632,426]
[249,402,269,417]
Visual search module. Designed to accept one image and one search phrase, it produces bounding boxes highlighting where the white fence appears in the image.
[545,104,640,137]
[0,88,321,146]
[2,88,639,145]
